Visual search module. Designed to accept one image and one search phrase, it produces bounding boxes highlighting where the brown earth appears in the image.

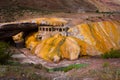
[1,47,119,80]
[88,0,120,12]
[0,0,120,22]
[0,0,97,12]
[0,0,120,79]
[0,0,120,12]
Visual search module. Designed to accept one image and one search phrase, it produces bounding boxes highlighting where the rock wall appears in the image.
[25,21,120,62]
[69,21,120,53]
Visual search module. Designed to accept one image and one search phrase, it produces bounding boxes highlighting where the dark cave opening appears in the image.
[0,28,38,48]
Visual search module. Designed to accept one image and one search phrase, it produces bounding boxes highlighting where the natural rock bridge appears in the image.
[0,18,120,63]
[0,18,68,39]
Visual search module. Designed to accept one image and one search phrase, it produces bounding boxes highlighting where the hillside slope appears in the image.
[0,0,97,12]
[0,0,120,22]
[88,0,120,12]
[1,0,120,12]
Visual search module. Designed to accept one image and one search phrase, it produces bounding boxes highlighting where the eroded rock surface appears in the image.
[69,21,120,53]
[25,20,120,62]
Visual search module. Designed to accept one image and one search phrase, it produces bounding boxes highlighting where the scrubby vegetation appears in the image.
[0,64,48,80]
[89,63,120,80]
[101,49,120,59]
[0,6,53,22]
[48,63,88,72]
[0,42,13,64]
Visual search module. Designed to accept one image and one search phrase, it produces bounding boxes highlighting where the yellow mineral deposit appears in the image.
[69,21,120,54]
[26,34,80,62]
[60,37,80,60]
[25,32,40,50]
[25,20,120,62]
[36,34,64,62]
[12,32,24,42]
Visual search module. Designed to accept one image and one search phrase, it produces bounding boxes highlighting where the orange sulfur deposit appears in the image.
[25,20,120,62]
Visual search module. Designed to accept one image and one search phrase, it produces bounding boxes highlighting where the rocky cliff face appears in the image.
[25,21,120,62]
[0,0,120,62]
[69,21,120,53]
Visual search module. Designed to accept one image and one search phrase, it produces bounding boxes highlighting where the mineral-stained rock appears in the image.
[69,21,120,54]
[1,19,120,63]
[26,33,99,62]
[25,32,40,50]
[26,34,81,62]
[60,37,80,60]
[25,21,120,62]
[12,32,24,42]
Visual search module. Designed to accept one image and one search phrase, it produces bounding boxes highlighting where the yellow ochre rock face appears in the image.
[25,32,40,50]
[60,37,80,60]
[69,21,120,54]
[26,33,91,62]
[12,32,24,42]
[25,20,120,62]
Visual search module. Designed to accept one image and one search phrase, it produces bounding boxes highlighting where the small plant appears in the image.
[102,62,110,68]
[47,63,88,72]
[101,48,120,59]
[0,42,12,64]
[96,10,99,13]
[90,66,120,80]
